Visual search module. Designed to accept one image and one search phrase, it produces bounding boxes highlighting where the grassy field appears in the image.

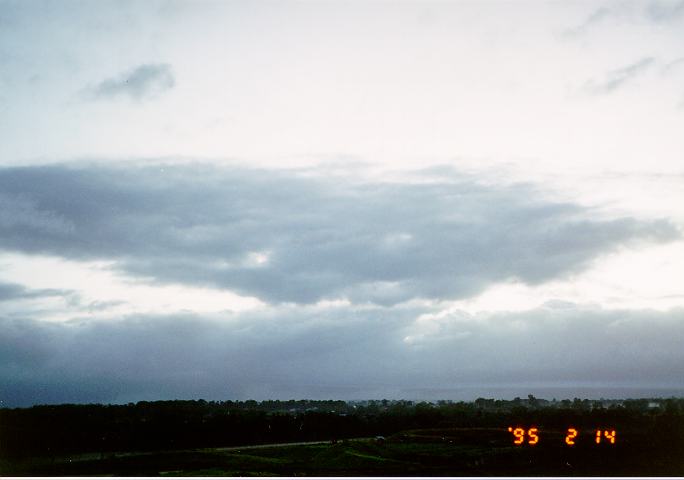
[2,426,683,476]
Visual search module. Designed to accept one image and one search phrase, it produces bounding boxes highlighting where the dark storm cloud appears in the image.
[86,63,175,101]
[2,305,683,406]
[0,163,678,305]
[583,57,655,95]
[0,305,417,406]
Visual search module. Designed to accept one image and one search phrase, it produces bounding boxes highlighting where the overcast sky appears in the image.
[1,0,684,407]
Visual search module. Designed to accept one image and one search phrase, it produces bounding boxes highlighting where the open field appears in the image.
[3,426,683,476]
[3,399,684,475]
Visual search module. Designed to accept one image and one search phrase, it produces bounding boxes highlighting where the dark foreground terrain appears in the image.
[2,397,683,476]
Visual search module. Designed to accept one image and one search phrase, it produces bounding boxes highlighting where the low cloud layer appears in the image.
[1,162,682,406]
[86,63,175,101]
[2,304,683,406]
[0,163,678,305]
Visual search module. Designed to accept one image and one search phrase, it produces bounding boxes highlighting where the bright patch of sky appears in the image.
[0,252,264,322]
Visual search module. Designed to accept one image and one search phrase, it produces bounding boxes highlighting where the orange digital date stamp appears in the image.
[507,426,616,445]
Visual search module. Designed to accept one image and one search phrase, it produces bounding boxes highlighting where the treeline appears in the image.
[1,397,683,459]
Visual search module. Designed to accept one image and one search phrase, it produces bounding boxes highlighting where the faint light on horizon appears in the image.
[0,251,265,322]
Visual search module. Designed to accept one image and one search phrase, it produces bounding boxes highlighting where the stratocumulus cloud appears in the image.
[86,63,175,101]
[2,305,683,406]
[0,163,678,305]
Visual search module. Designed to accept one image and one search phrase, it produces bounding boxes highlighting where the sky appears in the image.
[1,0,684,407]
